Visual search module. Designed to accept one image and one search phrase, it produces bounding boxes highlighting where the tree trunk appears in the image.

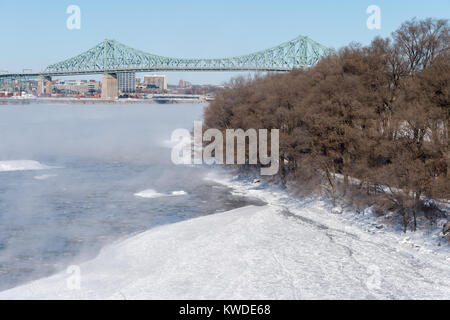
[325,166,337,206]
[342,151,350,197]
[401,209,408,233]
[279,153,285,182]
[413,191,421,232]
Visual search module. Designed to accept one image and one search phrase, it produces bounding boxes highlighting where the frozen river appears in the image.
[0,103,264,291]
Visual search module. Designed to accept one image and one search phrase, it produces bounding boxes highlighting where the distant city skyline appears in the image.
[0,0,449,84]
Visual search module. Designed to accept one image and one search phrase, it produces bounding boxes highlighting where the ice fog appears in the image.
[0,104,265,291]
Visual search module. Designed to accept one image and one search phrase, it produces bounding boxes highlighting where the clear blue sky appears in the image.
[0,0,448,85]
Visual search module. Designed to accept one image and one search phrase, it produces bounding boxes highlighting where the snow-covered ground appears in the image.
[1,171,449,299]
[208,171,450,254]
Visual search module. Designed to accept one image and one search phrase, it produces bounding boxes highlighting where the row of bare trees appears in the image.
[204,18,449,232]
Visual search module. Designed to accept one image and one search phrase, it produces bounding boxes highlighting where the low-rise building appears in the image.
[53,79,101,95]
[144,74,167,90]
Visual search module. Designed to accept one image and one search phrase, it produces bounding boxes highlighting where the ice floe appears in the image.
[134,189,188,199]
[0,160,52,172]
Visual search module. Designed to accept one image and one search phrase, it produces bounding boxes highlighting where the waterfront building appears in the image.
[179,79,192,88]
[53,79,101,95]
[144,74,167,90]
[118,72,136,93]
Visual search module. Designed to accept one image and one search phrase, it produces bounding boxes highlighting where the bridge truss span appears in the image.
[43,36,334,74]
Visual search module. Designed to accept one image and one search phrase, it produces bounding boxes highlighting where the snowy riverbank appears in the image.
[1,172,449,299]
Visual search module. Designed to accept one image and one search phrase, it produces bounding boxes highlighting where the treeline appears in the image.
[204,18,450,232]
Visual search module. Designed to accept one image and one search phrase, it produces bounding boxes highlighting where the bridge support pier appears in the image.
[38,76,52,96]
[101,73,118,100]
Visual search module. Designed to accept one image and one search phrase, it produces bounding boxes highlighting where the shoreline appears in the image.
[1,172,449,299]
[207,171,450,252]
[0,98,207,105]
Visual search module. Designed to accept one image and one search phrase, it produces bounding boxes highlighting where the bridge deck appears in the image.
[0,67,291,79]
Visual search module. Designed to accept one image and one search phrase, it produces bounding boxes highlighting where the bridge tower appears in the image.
[37,76,52,96]
[101,73,118,100]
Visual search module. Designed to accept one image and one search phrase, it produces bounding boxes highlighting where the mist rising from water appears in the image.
[0,104,265,291]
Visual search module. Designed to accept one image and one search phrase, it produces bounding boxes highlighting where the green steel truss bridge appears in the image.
[0,35,334,80]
